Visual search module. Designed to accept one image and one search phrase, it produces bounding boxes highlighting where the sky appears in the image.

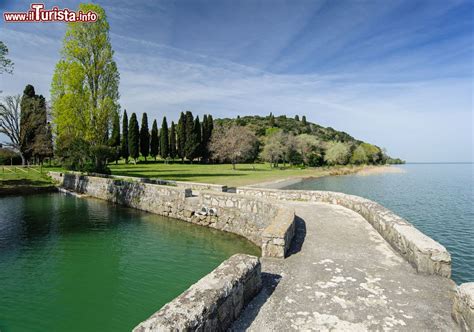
[0,0,473,162]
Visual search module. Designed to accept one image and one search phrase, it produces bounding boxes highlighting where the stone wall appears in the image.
[49,172,295,257]
[236,187,451,277]
[452,283,474,331]
[133,254,261,332]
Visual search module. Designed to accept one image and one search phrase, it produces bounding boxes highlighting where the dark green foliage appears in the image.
[269,112,275,127]
[294,115,300,121]
[302,115,307,126]
[184,111,198,161]
[19,85,51,163]
[128,113,139,163]
[140,113,150,160]
[0,148,22,165]
[121,110,129,163]
[160,116,169,159]
[193,116,202,160]
[177,112,186,161]
[169,121,177,159]
[150,119,159,160]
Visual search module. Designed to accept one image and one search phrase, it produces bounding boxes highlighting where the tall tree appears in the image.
[193,116,202,160]
[169,121,177,160]
[0,95,23,163]
[19,85,47,164]
[184,111,199,162]
[121,110,129,163]
[302,115,307,126]
[140,113,150,161]
[128,113,139,163]
[109,111,120,164]
[177,112,186,162]
[51,4,120,170]
[294,115,300,121]
[160,116,169,160]
[0,41,14,75]
[150,119,159,161]
[269,112,275,127]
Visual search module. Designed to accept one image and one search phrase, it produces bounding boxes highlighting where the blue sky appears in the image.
[1,0,473,162]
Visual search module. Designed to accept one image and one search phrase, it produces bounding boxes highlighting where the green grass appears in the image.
[106,161,366,187]
[0,166,54,189]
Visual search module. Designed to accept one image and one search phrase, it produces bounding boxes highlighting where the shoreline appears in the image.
[249,165,404,189]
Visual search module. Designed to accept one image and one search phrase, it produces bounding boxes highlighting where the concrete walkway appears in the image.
[232,202,457,331]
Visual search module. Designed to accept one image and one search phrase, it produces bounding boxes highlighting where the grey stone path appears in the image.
[232,202,458,331]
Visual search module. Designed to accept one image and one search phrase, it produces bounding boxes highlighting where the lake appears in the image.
[285,163,473,285]
[0,193,259,332]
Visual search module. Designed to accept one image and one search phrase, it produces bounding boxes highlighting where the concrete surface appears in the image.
[232,202,458,331]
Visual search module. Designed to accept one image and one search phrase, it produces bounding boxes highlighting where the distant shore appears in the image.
[249,165,404,189]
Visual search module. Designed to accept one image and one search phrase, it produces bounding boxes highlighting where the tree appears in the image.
[261,130,285,167]
[32,122,54,163]
[269,112,275,127]
[201,114,213,161]
[177,112,186,162]
[324,141,350,165]
[301,115,307,126]
[296,134,323,166]
[210,125,257,170]
[109,111,120,164]
[160,116,169,160]
[193,116,202,160]
[51,4,120,171]
[0,41,14,75]
[184,111,199,162]
[19,85,48,164]
[350,145,368,164]
[169,121,177,160]
[140,113,150,160]
[121,110,129,163]
[150,119,159,161]
[128,113,139,163]
[360,143,382,164]
[0,95,23,163]
[294,115,300,121]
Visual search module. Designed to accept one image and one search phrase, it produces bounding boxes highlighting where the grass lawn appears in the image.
[0,166,55,193]
[107,161,366,187]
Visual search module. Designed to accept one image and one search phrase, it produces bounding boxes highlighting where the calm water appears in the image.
[286,163,473,285]
[0,193,259,332]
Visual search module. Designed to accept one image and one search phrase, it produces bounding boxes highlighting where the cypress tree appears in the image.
[109,111,120,164]
[121,110,129,163]
[202,115,209,161]
[294,115,300,121]
[169,121,177,160]
[193,116,202,160]
[150,119,159,161]
[140,113,150,161]
[302,115,307,126]
[184,111,196,162]
[128,113,139,163]
[160,116,169,160]
[177,112,186,162]
[269,112,275,127]
[19,85,39,164]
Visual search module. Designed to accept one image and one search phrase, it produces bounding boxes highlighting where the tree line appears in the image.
[112,110,214,165]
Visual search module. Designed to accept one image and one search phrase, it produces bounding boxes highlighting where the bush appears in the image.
[0,148,22,165]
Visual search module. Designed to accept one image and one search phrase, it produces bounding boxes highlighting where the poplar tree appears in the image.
[140,112,150,160]
[150,119,159,161]
[109,111,120,164]
[51,4,120,161]
[128,113,139,163]
[160,116,169,160]
[121,110,129,163]
[169,121,177,160]
[177,112,186,162]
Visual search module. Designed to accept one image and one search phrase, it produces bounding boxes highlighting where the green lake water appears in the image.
[0,193,260,332]
[285,163,473,285]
